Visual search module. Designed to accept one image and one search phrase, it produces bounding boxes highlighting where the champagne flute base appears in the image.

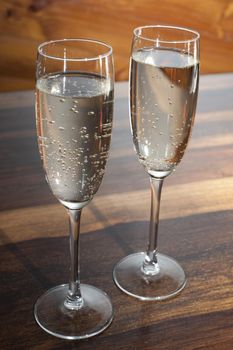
[113,252,186,301]
[34,283,113,340]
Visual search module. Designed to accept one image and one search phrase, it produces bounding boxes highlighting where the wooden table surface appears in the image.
[0,74,233,349]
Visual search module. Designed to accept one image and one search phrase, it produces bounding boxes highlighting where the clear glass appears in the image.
[34,39,114,339]
[113,25,200,300]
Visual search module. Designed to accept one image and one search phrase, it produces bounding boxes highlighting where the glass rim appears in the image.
[133,25,200,44]
[38,38,113,62]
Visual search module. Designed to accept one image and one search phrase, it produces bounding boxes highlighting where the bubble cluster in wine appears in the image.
[36,72,113,203]
[130,48,199,177]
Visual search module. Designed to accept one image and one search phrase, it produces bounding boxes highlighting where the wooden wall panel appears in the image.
[0,0,233,91]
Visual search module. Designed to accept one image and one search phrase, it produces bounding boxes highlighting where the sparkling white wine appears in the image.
[36,72,113,205]
[130,48,199,177]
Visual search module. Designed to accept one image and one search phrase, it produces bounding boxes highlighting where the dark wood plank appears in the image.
[0,77,233,211]
[0,211,233,349]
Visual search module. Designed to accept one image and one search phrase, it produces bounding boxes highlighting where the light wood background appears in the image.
[1,0,233,92]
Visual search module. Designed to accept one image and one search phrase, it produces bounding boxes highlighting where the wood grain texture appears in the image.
[0,0,233,91]
[0,75,233,349]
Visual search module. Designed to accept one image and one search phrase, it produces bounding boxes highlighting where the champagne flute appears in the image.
[34,39,114,339]
[113,25,199,300]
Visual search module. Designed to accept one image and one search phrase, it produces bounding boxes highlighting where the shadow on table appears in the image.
[0,210,232,349]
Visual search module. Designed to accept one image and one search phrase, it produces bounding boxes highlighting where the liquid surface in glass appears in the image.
[130,47,199,177]
[36,72,113,203]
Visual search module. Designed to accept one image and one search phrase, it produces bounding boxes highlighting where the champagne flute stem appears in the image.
[143,176,164,275]
[64,208,83,310]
